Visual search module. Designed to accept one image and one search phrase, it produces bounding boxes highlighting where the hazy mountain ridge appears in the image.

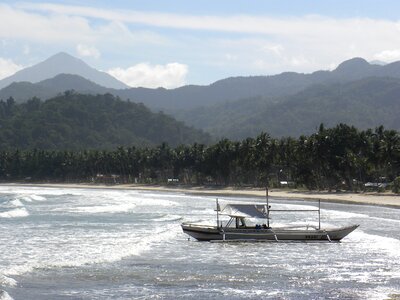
[179,77,400,139]
[0,74,112,102]
[1,54,400,140]
[3,56,400,111]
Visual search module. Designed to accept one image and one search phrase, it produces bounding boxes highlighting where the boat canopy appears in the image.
[219,203,269,219]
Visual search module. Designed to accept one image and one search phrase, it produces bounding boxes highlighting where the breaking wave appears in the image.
[0,290,14,300]
[0,208,29,218]
[0,275,17,287]
[4,224,179,277]
[18,195,47,202]
[70,203,137,214]
[153,214,183,222]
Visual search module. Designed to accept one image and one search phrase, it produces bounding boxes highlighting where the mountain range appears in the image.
[178,77,400,138]
[1,52,400,140]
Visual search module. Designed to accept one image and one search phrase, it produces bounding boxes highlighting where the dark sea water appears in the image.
[0,185,399,299]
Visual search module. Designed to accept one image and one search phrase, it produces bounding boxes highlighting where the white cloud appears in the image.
[0,4,94,43]
[0,57,23,79]
[76,44,100,59]
[262,44,284,57]
[4,2,400,81]
[373,49,400,62]
[0,4,165,46]
[16,3,400,39]
[108,63,188,89]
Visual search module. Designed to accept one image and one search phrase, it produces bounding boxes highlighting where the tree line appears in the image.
[0,124,399,192]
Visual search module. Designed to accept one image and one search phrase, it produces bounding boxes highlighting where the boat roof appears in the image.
[219,203,269,219]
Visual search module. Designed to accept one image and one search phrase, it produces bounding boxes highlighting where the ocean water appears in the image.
[0,185,399,300]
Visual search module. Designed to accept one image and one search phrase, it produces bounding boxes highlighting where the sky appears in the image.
[1,0,400,88]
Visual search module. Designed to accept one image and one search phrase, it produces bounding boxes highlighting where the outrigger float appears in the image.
[181,189,359,242]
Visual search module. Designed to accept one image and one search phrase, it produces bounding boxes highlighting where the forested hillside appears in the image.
[0,92,211,149]
[178,77,400,139]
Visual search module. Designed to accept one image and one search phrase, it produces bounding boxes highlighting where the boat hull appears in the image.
[181,224,359,242]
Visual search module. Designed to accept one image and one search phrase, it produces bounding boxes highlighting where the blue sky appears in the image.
[1,1,400,88]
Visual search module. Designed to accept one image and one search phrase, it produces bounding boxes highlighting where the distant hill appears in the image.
[114,57,400,111]
[177,77,400,139]
[0,52,128,89]
[0,74,111,103]
[0,93,211,149]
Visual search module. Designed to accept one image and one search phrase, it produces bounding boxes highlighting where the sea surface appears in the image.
[0,185,399,299]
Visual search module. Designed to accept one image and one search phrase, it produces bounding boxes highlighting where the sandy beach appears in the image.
[2,183,399,208]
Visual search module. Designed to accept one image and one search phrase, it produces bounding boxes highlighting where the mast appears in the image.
[318,199,321,230]
[216,198,219,228]
[266,187,270,227]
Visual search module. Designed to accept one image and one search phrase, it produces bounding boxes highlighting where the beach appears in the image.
[2,183,399,208]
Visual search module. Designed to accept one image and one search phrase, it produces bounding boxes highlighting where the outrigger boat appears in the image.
[181,190,359,242]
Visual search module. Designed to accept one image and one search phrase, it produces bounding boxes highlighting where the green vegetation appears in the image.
[1,124,399,192]
[178,77,400,139]
[0,92,211,149]
[393,177,400,193]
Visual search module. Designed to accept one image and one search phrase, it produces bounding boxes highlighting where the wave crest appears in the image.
[0,208,29,218]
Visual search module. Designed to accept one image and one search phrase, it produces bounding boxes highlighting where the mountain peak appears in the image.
[52,51,73,57]
[37,52,89,71]
[0,52,128,90]
[332,57,378,80]
[335,57,370,72]
[48,52,79,61]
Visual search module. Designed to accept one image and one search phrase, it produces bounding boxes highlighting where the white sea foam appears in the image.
[3,265,35,278]
[17,195,46,203]
[134,197,178,207]
[370,216,400,223]
[266,202,369,220]
[0,186,83,199]
[324,209,369,219]
[30,195,46,201]
[153,214,183,222]
[0,290,14,300]
[221,287,272,297]
[9,199,23,207]
[352,230,400,259]
[17,194,47,202]
[357,287,400,300]
[3,223,180,277]
[0,208,29,218]
[19,196,32,202]
[71,203,137,214]
[0,275,17,287]
[141,192,188,198]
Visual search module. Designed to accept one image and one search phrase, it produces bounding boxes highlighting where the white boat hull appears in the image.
[181,224,359,242]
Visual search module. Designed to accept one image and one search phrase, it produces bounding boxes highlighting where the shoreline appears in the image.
[1,182,399,209]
